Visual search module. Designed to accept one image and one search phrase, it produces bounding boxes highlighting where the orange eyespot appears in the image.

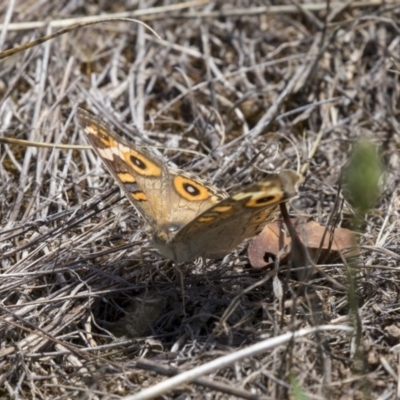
[130,155,146,170]
[245,193,281,208]
[174,176,211,201]
[122,150,162,177]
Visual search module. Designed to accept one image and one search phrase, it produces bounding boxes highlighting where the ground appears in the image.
[0,1,399,399]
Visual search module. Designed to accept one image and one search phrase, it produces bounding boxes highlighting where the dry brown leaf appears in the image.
[248,219,359,269]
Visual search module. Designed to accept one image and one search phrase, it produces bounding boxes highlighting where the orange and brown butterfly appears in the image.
[77,108,302,262]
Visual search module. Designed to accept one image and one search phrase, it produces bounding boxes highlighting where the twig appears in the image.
[126,325,352,400]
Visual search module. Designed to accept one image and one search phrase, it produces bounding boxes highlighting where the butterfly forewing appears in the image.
[77,108,170,227]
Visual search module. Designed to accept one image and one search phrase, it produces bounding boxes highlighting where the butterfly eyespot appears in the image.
[174,176,211,201]
[183,183,200,196]
[130,155,146,170]
[123,150,162,176]
[255,195,276,205]
[246,194,281,208]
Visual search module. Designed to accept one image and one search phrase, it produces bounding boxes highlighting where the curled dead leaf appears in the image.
[248,219,359,269]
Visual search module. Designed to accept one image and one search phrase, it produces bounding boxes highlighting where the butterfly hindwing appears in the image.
[163,171,302,261]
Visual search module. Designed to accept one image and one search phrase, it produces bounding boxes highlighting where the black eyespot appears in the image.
[256,195,275,205]
[131,155,146,170]
[183,183,200,196]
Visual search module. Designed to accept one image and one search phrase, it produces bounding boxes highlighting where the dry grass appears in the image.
[1,1,400,399]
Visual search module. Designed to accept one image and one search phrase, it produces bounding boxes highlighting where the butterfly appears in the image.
[76,108,302,263]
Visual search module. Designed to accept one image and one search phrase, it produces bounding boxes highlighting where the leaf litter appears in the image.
[0,1,399,399]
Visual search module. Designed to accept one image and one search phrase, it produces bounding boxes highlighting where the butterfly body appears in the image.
[77,109,302,262]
